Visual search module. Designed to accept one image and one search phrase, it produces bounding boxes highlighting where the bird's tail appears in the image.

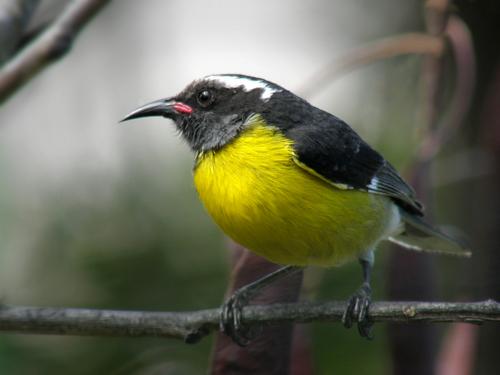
[388,210,472,257]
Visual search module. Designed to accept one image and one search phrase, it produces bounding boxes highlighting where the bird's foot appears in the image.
[342,282,374,339]
[220,288,260,346]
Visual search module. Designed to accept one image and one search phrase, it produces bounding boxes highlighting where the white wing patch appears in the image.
[205,75,281,101]
[367,176,379,191]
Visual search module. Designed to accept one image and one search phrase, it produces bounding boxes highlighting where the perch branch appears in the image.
[0,0,111,104]
[0,300,498,344]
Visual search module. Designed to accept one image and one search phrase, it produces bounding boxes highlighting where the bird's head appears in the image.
[121,74,285,152]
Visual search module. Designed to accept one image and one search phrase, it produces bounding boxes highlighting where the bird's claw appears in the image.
[220,289,259,346]
[342,282,374,339]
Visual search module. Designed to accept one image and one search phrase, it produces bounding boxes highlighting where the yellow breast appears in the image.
[193,122,394,266]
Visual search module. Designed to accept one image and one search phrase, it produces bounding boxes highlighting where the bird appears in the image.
[122,74,470,345]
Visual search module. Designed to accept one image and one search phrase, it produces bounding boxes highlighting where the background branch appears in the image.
[0,300,497,344]
[298,32,445,99]
[418,15,476,161]
[210,244,306,374]
[387,3,453,374]
[0,0,111,104]
[0,0,40,63]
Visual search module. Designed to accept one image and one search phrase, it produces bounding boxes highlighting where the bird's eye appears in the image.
[197,90,213,107]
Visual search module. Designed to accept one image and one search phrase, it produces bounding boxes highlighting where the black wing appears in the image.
[284,112,423,215]
[260,90,422,215]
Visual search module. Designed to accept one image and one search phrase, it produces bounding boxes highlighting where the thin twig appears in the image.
[0,0,111,104]
[298,32,445,99]
[0,300,498,344]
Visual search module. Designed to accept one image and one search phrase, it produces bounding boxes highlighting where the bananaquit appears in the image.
[122,74,470,344]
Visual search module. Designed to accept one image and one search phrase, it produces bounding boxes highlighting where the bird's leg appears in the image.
[221,265,303,346]
[342,250,374,339]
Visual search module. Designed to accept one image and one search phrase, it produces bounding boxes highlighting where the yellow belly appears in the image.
[193,123,394,266]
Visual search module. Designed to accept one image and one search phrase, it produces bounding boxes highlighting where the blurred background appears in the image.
[0,0,498,374]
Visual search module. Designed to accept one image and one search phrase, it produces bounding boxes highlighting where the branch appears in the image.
[210,244,305,373]
[0,300,498,344]
[417,15,476,161]
[0,0,111,104]
[298,32,445,99]
[0,0,40,62]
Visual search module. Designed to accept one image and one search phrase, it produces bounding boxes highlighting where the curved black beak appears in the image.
[120,98,178,122]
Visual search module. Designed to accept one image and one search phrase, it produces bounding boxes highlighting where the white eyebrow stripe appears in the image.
[204,75,281,101]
